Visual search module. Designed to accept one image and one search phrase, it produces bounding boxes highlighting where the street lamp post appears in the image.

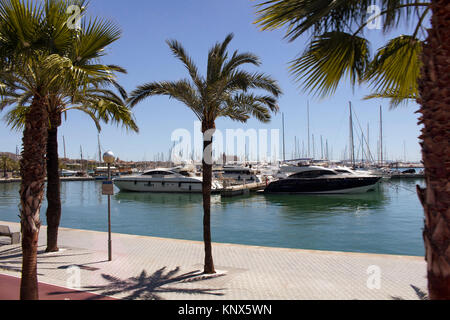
[103,150,115,261]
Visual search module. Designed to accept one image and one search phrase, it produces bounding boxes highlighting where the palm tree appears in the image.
[0,53,74,300]
[39,0,136,253]
[0,0,129,299]
[3,82,139,253]
[128,33,282,274]
[254,0,449,299]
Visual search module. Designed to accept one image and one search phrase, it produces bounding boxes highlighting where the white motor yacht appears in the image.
[113,167,223,193]
[221,166,262,184]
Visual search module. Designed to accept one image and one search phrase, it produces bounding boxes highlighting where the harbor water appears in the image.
[0,179,425,256]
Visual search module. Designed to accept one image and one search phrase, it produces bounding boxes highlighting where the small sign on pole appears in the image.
[102,181,114,195]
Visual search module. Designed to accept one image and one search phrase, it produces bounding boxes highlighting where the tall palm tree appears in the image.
[39,0,135,253]
[2,81,139,253]
[255,0,449,299]
[128,33,282,274]
[0,0,128,299]
[0,52,76,300]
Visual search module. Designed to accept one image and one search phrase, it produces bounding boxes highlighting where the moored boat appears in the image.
[113,167,223,193]
[264,166,381,194]
[221,165,262,184]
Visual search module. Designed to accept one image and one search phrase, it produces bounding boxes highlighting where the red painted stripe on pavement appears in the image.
[0,274,117,300]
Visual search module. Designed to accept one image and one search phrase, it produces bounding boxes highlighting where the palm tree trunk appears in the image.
[416,0,450,300]
[19,94,48,300]
[202,122,215,274]
[45,112,61,253]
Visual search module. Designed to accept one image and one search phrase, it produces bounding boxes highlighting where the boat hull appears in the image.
[264,177,381,194]
[114,179,204,193]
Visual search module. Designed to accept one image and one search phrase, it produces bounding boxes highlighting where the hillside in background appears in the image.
[0,152,20,161]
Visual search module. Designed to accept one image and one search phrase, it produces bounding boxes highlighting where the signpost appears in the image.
[102,181,114,195]
[103,151,115,261]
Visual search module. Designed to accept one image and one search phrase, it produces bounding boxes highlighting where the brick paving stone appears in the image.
[0,221,428,300]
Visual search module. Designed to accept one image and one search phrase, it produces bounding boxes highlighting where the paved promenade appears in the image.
[0,221,428,300]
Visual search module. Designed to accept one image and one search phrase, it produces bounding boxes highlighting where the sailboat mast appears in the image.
[367,123,370,165]
[404,140,407,162]
[307,101,310,158]
[63,135,66,159]
[320,136,324,160]
[294,136,297,159]
[80,145,83,172]
[361,132,364,165]
[380,105,383,166]
[98,134,102,163]
[282,113,286,162]
[312,134,315,160]
[349,102,355,167]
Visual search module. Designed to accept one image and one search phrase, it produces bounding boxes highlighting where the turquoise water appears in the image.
[0,179,425,256]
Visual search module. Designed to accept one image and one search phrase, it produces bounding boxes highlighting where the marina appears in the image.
[0,0,447,302]
[0,178,426,257]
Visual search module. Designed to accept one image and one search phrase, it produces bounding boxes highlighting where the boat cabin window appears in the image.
[290,170,337,178]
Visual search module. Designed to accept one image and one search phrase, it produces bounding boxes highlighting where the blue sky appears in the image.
[0,0,424,162]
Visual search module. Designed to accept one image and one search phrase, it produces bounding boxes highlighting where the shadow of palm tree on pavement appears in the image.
[57,266,226,300]
[391,285,429,300]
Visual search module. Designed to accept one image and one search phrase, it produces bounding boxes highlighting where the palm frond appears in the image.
[290,31,370,97]
[255,0,430,39]
[364,35,422,105]
[0,0,134,137]
[130,33,280,127]
[207,33,234,84]
[70,16,121,63]
[128,80,203,120]
[221,92,279,123]
[2,104,27,131]
[363,89,417,108]
[166,39,204,94]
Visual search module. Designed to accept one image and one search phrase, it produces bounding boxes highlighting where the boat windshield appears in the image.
[224,169,252,174]
[335,169,353,174]
[142,171,174,176]
[289,170,337,178]
[178,171,192,177]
